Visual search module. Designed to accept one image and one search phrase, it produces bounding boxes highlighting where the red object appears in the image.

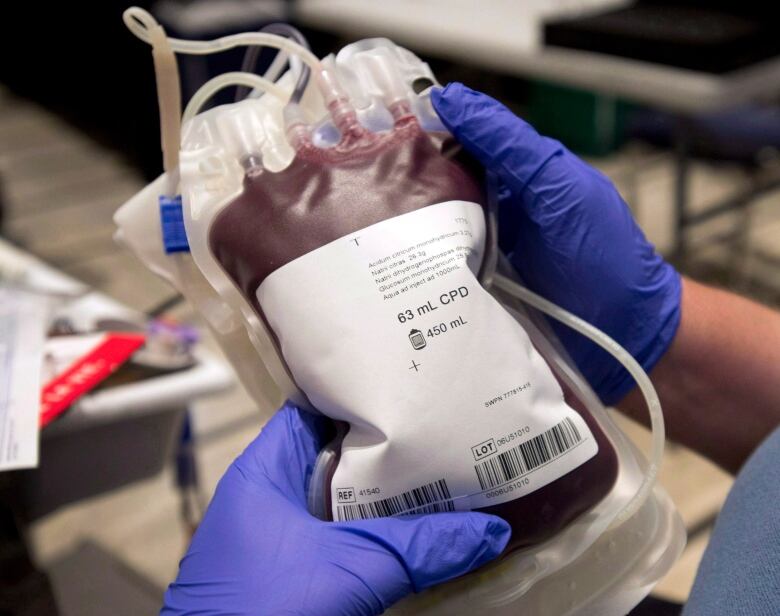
[40,333,145,427]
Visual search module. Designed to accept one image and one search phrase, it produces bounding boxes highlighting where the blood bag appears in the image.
[115,9,685,614]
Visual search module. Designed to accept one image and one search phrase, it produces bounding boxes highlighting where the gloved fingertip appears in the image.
[426,512,512,566]
[430,81,466,105]
[350,512,512,594]
[406,512,511,590]
[430,82,473,126]
[254,402,313,448]
[430,83,564,198]
[470,514,512,561]
[283,401,331,442]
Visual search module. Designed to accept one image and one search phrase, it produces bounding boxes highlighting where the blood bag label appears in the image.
[257,201,597,518]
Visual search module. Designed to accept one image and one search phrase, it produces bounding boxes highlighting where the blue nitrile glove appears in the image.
[162,402,511,615]
[432,83,681,405]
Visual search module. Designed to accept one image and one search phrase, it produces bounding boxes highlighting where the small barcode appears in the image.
[474,418,583,490]
[336,479,455,521]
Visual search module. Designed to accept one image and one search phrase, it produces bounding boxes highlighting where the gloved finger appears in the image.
[431,82,562,192]
[432,83,595,226]
[234,401,332,505]
[336,512,511,600]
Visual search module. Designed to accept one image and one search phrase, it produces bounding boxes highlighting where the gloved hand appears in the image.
[432,83,681,405]
[162,402,511,615]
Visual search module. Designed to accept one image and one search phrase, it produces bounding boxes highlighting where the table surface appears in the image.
[295,0,780,113]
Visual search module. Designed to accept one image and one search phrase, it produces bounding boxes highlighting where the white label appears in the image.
[0,288,46,470]
[257,201,596,519]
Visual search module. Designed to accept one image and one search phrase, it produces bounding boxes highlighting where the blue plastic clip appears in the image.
[159,195,190,254]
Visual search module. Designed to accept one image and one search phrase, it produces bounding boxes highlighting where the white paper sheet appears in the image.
[0,288,48,470]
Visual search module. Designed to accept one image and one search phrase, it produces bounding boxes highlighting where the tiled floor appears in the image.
[1,85,777,610]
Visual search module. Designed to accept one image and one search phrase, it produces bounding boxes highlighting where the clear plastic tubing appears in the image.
[262,46,295,88]
[492,275,665,527]
[123,7,349,112]
[182,73,289,125]
[236,23,311,104]
[124,8,320,68]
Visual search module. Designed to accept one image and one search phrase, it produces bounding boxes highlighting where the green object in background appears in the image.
[527,80,632,156]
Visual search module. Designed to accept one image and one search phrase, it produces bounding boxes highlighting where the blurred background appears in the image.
[0,0,778,613]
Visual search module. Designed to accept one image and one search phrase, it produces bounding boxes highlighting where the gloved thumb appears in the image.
[431,82,565,201]
[345,511,511,598]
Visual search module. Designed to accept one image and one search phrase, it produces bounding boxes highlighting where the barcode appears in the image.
[335,479,455,521]
[474,418,583,490]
